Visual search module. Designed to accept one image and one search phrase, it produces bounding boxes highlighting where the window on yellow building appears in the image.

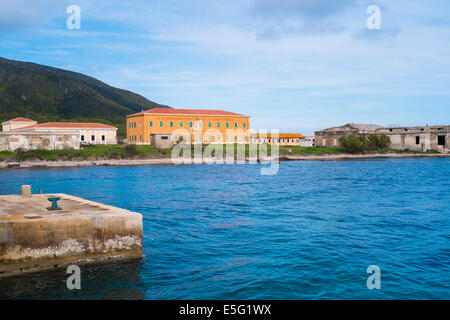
[180,122,183,127]
[217,122,220,128]
[226,122,229,128]
[244,122,246,128]
[160,121,163,127]
[170,121,173,127]
[235,122,237,128]
[150,121,152,127]
[190,121,193,128]
[208,122,211,128]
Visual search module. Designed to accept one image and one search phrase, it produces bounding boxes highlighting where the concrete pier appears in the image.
[0,192,143,277]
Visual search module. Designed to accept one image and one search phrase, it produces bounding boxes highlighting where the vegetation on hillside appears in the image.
[0,57,169,137]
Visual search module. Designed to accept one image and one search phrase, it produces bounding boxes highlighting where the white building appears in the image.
[1,117,117,146]
[300,136,315,147]
[1,117,37,131]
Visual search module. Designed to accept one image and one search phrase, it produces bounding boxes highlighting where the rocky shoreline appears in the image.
[1,153,448,169]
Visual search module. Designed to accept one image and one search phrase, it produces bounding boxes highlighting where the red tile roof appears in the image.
[6,117,36,122]
[14,122,117,130]
[129,108,247,117]
[251,133,304,139]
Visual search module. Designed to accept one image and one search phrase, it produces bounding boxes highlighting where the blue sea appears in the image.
[0,159,449,299]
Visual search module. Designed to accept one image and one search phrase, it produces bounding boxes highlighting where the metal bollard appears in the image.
[47,197,62,210]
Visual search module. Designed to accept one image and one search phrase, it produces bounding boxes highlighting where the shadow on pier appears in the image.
[0,259,145,300]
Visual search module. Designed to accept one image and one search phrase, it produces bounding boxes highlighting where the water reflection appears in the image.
[0,259,145,300]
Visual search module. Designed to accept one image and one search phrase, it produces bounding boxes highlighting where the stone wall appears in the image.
[150,133,173,149]
[315,124,383,148]
[0,193,143,277]
[315,130,356,148]
[0,132,80,151]
[376,126,450,152]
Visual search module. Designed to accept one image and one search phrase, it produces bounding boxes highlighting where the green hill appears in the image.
[0,57,169,137]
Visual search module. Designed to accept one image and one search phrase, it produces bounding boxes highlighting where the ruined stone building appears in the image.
[314,123,384,148]
[376,126,449,152]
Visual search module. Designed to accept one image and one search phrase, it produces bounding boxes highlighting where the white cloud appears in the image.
[2,0,450,131]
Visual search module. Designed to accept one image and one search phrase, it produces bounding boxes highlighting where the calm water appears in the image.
[0,159,449,300]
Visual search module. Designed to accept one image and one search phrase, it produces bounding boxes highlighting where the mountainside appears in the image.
[0,57,169,137]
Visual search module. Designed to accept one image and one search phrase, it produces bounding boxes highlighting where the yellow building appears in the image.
[250,133,304,146]
[126,108,250,145]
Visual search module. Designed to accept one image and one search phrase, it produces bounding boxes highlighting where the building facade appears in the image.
[150,133,174,149]
[250,133,304,146]
[0,132,79,151]
[376,126,449,152]
[315,123,384,148]
[300,136,315,147]
[1,118,117,146]
[126,108,250,145]
[1,117,37,131]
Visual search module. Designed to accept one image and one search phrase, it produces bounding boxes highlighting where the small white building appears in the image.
[1,117,118,146]
[300,136,315,147]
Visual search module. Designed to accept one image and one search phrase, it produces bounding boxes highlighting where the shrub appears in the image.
[15,148,40,160]
[377,134,391,149]
[124,144,138,156]
[340,134,391,153]
[339,134,366,153]
[367,134,390,149]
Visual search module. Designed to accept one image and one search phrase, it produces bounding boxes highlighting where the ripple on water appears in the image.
[0,159,449,299]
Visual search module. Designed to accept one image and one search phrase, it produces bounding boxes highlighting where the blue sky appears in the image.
[1,0,450,135]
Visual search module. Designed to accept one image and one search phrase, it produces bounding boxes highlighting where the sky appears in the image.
[1,0,450,135]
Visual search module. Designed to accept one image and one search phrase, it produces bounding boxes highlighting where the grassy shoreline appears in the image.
[0,144,442,162]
